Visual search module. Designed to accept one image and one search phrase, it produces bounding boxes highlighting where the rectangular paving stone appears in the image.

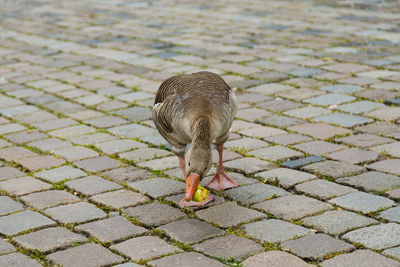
[338,101,385,114]
[34,166,86,183]
[110,236,181,261]
[328,191,395,214]
[223,157,275,174]
[90,189,150,209]
[137,156,179,170]
[21,190,80,210]
[321,249,400,267]
[0,196,24,216]
[84,115,128,128]
[301,160,366,179]
[336,171,400,192]
[367,159,400,175]
[157,219,225,244]
[250,145,303,162]
[293,140,345,156]
[0,166,24,181]
[342,223,400,250]
[53,146,99,161]
[265,133,312,145]
[313,113,374,128]
[108,123,157,138]
[44,202,107,224]
[0,210,56,236]
[289,123,352,139]
[128,178,185,198]
[75,216,148,243]
[224,183,290,205]
[241,251,309,267]
[0,253,41,267]
[238,126,287,139]
[252,195,332,220]
[244,219,313,243]
[49,125,96,139]
[303,93,355,106]
[13,227,87,253]
[4,130,47,144]
[225,137,269,151]
[383,246,400,260]
[280,155,325,169]
[284,106,330,119]
[379,206,400,223]
[319,84,364,93]
[70,132,118,146]
[0,146,37,162]
[74,156,122,172]
[282,234,354,260]
[258,115,306,129]
[123,202,187,227]
[101,166,152,183]
[302,210,378,236]
[0,238,15,255]
[336,133,395,149]
[371,141,400,158]
[0,176,51,196]
[256,168,317,188]
[196,201,265,228]
[15,156,65,171]
[193,235,263,260]
[47,243,124,267]
[33,118,77,131]
[65,175,122,196]
[295,179,357,200]
[148,252,223,267]
[327,148,379,164]
[95,139,146,154]
[27,138,72,152]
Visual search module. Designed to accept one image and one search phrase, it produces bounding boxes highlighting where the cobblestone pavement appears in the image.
[0,0,400,266]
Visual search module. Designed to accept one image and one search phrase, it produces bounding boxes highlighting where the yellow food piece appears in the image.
[193,185,210,202]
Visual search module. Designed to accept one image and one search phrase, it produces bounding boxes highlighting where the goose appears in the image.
[152,71,238,208]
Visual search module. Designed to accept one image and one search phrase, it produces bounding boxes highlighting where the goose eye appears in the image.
[188,162,191,166]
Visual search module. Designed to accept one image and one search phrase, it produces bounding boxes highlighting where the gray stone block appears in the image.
[157,219,224,244]
[224,183,290,205]
[128,178,185,198]
[244,219,313,243]
[0,238,15,255]
[65,175,122,196]
[34,166,86,183]
[21,190,80,210]
[256,168,316,189]
[252,195,332,220]
[242,251,309,267]
[0,196,24,216]
[282,234,354,260]
[301,160,366,179]
[90,189,150,209]
[343,223,400,250]
[13,227,87,253]
[302,210,378,236]
[47,243,124,267]
[321,249,399,267]
[336,171,400,192]
[148,252,223,267]
[0,210,56,236]
[0,253,41,267]
[44,202,106,224]
[328,192,395,214]
[110,236,181,261]
[379,206,400,223]
[123,202,187,227]
[196,202,265,228]
[295,179,357,200]
[75,216,148,243]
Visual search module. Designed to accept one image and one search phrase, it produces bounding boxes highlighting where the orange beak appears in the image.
[185,173,200,201]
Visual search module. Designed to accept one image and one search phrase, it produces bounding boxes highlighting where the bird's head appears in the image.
[184,145,212,201]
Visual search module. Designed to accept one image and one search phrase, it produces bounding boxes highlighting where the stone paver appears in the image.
[321,249,400,267]
[65,175,122,196]
[0,210,56,236]
[282,234,354,260]
[148,252,223,267]
[244,219,313,243]
[75,216,148,243]
[196,202,265,228]
[342,223,400,250]
[302,210,378,236]
[242,251,309,267]
[1,0,400,263]
[252,195,332,220]
[329,192,395,214]
[13,227,87,253]
[47,243,124,267]
[0,238,15,255]
[0,253,41,267]
[110,236,181,261]
[157,219,224,244]
[0,196,24,216]
[90,189,150,209]
[44,202,106,224]
[123,202,187,227]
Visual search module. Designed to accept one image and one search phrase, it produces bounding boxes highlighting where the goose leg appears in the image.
[206,144,238,191]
